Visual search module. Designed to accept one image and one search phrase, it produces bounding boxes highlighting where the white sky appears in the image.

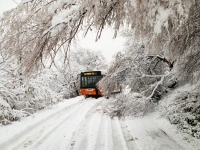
[76,29,125,62]
[0,0,125,63]
[0,0,20,15]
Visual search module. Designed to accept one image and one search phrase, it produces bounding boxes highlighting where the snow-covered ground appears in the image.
[0,96,199,150]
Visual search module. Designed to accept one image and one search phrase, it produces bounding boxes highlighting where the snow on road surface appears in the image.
[0,96,199,150]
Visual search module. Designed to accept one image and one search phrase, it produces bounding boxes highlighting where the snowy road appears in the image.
[0,96,199,150]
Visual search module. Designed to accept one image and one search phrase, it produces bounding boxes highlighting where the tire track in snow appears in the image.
[96,114,114,150]
[69,102,103,150]
[61,98,103,150]
[12,103,82,150]
[119,120,141,150]
[111,117,128,150]
[68,99,114,150]
[85,111,103,150]
[31,98,101,150]
[2,98,83,150]
[0,96,83,150]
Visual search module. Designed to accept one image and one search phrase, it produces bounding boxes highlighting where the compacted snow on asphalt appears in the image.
[0,96,199,150]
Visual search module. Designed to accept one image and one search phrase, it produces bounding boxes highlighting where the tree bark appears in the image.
[157,56,174,69]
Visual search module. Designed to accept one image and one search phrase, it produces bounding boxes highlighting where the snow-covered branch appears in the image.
[0,0,197,74]
[147,73,168,99]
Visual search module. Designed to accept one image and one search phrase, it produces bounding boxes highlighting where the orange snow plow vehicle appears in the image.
[79,71,103,98]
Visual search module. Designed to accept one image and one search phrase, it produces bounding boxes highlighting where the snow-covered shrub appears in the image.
[0,111,30,126]
[0,98,12,125]
[0,59,62,125]
[0,98,30,125]
[24,71,63,110]
[160,82,200,139]
[0,58,31,125]
[102,93,154,118]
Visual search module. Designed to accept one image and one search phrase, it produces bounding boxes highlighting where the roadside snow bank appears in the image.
[160,82,200,139]
[0,96,84,149]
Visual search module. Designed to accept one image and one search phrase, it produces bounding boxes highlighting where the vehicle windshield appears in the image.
[81,76,102,88]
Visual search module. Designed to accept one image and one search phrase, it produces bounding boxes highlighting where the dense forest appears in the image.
[0,0,199,139]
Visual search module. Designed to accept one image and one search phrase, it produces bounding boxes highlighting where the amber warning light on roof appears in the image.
[84,72,95,75]
[83,71,101,75]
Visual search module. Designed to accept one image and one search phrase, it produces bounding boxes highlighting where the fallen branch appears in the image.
[156,55,174,69]
[147,72,170,99]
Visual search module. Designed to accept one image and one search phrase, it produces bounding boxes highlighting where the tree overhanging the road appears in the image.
[0,0,199,77]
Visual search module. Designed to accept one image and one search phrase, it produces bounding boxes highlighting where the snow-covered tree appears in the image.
[99,30,172,117]
[53,48,107,99]
[0,57,62,125]
[99,30,173,99]
[0,46,106,125]
[0,0,199,80]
